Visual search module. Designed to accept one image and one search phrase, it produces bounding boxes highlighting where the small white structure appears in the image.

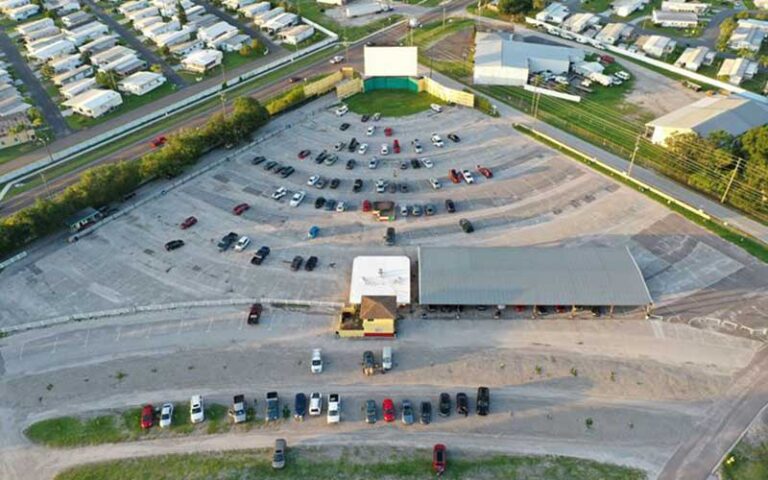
[253,7,283,26]
[594,23,633,45]
[651,10,697,28]
[612,0,646,17]
[7,4,39,21]
[48,53,82,73]
[16,17,53,36]
[349,256,411,306]
[181,49,222,73]
[673,46,711,71]
[639,35,676,57]
[52,64,92,86]
[239,1,270,17]
[118,0,148,15]
[90,46,137,67]
[100,55,145,76]
[78,35,118,54]
[22,26,60,42]
[279,24,314,45]
[197,21,239,48]
[0,0,30,12]
[26,33,65,50]
[43,0,79,14]
[728,23,765,52]
[60,77,96,99]
[535,2,570,24]
[660,1,708,13]
[317,0,345,5]
[64,88,123,117]
[718,57,759,85]
[64,21,110,46]
[117,71,166,95]
[154,27,192,47]
[169,38,203,56]
[345,2,382,18]
[562,12,600,33]
[755,0,768,8]
[262,12,298,34]
[125,6,159,22]
[473,32,584,87]
[28,39,75,61]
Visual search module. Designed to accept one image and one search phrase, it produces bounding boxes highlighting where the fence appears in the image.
[363,76,420,92]
[336,78,363,98]
[524,84,581,102]
[304,70,344,97]
[420,76,474,107]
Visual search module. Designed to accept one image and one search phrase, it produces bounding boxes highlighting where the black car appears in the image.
[314,197,326,209]
[251,156,266,165]
[294,393,307,421]
[438,393,451,417]
[281,166,295,178]
[353,179,363,192]
[399,183,408,193]
[348,138,359,152]
[456,392,469,416]
[165,239,184,251]
[361,114,370,122]
[339,123,350,131]
[420,401,432,425]
[477,387,490,416]
[445,199,456,213]
[290,255,303,271]
[330,178,340,189]
[264,160,278,171]
[346,159,356,170]
[448,133,461,143]
[315,151,328,164]
[425,204,436,216]
[459,218,474,233]
[324,199,337,211]
[305,256,318,271]
[410,158,421,169]
[217,232,239,252]
[273,164,285,174]
[251,245,271,265]
[384,227,395,246]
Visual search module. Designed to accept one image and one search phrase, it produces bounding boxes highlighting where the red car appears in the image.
[393,139,400,154]
[150,136,167,148]
[362,199,372,212]
[298,149,311,159]
[382,398,395,422]
[448,169,461,184]
[433,444,447,474]
[476,165,493,178]
[233,203,249,215]
[384,127,393,137]
[180,216,197,229]
[140,404,154,429]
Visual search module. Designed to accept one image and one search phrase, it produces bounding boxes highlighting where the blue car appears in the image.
[308,226,319,239]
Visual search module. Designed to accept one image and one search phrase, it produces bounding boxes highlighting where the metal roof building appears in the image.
[349,256,411,305]
[417,247,652,308]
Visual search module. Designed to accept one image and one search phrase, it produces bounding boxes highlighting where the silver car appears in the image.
[272,438,286,469]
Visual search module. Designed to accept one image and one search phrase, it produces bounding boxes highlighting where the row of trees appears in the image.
[0,97,269,258]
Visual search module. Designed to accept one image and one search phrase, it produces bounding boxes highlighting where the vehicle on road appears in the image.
[459,218,474,233]
[346,159,356,169]
[298,149,310,159]
[159,403,173,428]
[420,401,432,425]
[365,399,377,424]
[314,197,326,209]
[433,444,447,474]
[311,349,323,374]
[309,392,322,416]
[247,303,262,324]
[180,216,197,229]
[290,256,303,271]
[251,246,270,265]
[190,395,204,423]
[363,350,376,375]
[327,393,341,424]
[445,199,456,213]
[272,187,288,200]
[229,394,247,424]
[438,393,451,417]
[140,404,154,429]
[461,169,474,184]
[272,438,286,469]
[456,392,469,416]
[430,103,443,113]
[477,387,490,416]
[150,136,167,148]
[295,393,307,420]
[305,255,318,271]
[401,400,414,425]
[217,232,239,252]
[429,178,441,190]
[233,203,249,215]
[331,55,345,64]
[448,133,460,143]
[164,239,184,251]
[289,191,306,207]
[266,391,279,422]
[234,235,251,252]
[384,227,395,246]
[383,398,395,422]
[476,165,493,178]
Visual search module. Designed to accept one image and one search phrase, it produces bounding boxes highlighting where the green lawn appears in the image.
[581,0,613,13]
[290,0,402,41]
[0,141,38,166]
[345,90,444,116]
[721,438,768,480]
[282,30,328,53]
[54,449,646,480]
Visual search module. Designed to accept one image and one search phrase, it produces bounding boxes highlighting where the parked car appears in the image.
[298,149,311,159]
[140,404,154,429]
[309,392,322,416]
[307,174,320,186]
[314,197,326,209]
[399,183,408,193]
[430,103,443,113]
[234,235,251,252]
[247,303,262,325]
[272,439,287,469]
[334,141,345,152]
[376,179,387,193]
[424,204,436,216]
[388,182,396,193]
[384,127,393,137]
[358,143,369,154]
[383,398,396,422]
[421,158,434,169]
[445,199,456,213]
[362,199,372,212]
[382,347,392,371]
[264,160,278,171]
[339,123,350,131]
[159,403,173,428]
[401,400,414,425]
[410,158,421,169]
[335,104,348,116]
[380,144,389,155]
[309,224,319,237]
[429,178,441,190]
[393,139,401,154]
[331,55,345,64]
[346,159,356,170]
[362,350,376,375]
[272,186,288,200]
[400,160,408,170]
[353,179,363,192]
[330,178,340,189]
[361,114,370,122]
[251,245,270,265]
[217,232,239,252]
[438,393,451,417]
[305,255,318,271]
[456,392,469,416]
[477,387,490,416]
[433,444,447,474]
[281,166,295,178]
[294,393,307,421]
[400,204,409,217]
[366,125,375,136]
[290,255,303,271]
[411,204,423,216]
[448,169,460,184]
[368,157,378,169]
[323,199,336,211]
[327,393,341,424]
[251,156,266,165]
[229,394,247,424]
[384,227,395,246]
[420,401,432,425]
[373,112,381,121]
[365,399,377,424]
[165,239,184,251]
[336,201,346,212]
[476,165,493,178]
[413,139,423,153]
[447,133,460,143]
[150,135,166,148]
[180,216,197,229]
[431,133,444,147]
[266,391,279,422]
[461,169,475,184]
[190,395,204,423]
[290,191,306,207]
[315,151,328,164]
[459,218,474,233]
[233,203,249,215]
[348,138,359,152]
[311,348,323,374]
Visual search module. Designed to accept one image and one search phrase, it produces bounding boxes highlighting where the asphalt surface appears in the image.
[0,31,70,137]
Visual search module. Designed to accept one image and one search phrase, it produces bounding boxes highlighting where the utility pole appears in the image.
[219,59,227,116]
[627,133,641,176]
[720,158,742,204]
[37,133,53,200]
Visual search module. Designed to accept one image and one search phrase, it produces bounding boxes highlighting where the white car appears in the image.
[190,395,204,424]
[429,178,441,190]
[380,144,389,155]
[431,133,444,148]
[307,175,320,186]
[159,403,173,428]
[330,55,344,64]
[311,348,323,373]
[358,143,369,154]
[336,201,346,212]
[413,141,423,154]
[366,126,375,136]
[372,112,381,121]
[234,235,251,252]
[376,179,387,193]
[327,393,341,424]
[309,392,323,416]
[616,70,630,80]
[461,169,475,184]
[335,104,348,116]
[271,186,287,200]
[430,103,443,113]
[368,157,379,169]
[400,204,409,217]
[289,190,306,207]
[421,158,434,169]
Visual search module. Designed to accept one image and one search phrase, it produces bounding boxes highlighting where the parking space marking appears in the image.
[83,328,91,348]
[115,326,121,342]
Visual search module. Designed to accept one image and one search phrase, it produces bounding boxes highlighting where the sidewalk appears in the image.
[429,70,768,244]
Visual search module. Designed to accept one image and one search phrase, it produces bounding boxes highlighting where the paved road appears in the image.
[196,0,283,53]
[82,0,187,88]
[0,31,70,137]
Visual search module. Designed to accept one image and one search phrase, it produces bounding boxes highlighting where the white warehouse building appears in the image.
[63,88,123,117]
[473,32,584,87]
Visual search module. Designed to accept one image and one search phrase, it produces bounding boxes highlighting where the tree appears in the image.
[159,46,171,57]
[741,125,768,170]
[176,1,187,25]
[95,71,116,89]
[26,107,44,128]
[497,0,532,16]
[239,45,252,57]
[716,17,736,52]
[150,63,163,73]
[41,64,55,78]
[251,38,262,53]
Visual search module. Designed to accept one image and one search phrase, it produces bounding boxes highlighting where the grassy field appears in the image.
[720,436,768,480]
[290,0,402,41]
[54,449,647,480]
[0,142,38,167]
[344,90,443,116]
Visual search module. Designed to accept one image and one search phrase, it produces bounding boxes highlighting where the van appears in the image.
[430,103,442,113]
[382,347,392,371]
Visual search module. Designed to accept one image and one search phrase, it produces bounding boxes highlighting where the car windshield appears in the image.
[161,413,170,420]
[192,406,201,413]
[312,360,321,365]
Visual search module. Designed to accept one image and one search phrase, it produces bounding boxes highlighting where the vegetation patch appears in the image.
[721,438,768,480]
[345,90,443,116]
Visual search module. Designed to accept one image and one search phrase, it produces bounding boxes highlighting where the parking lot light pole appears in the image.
[36,133,53,200]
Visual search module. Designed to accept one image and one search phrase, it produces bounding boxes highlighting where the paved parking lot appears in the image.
[0,97,766,330]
